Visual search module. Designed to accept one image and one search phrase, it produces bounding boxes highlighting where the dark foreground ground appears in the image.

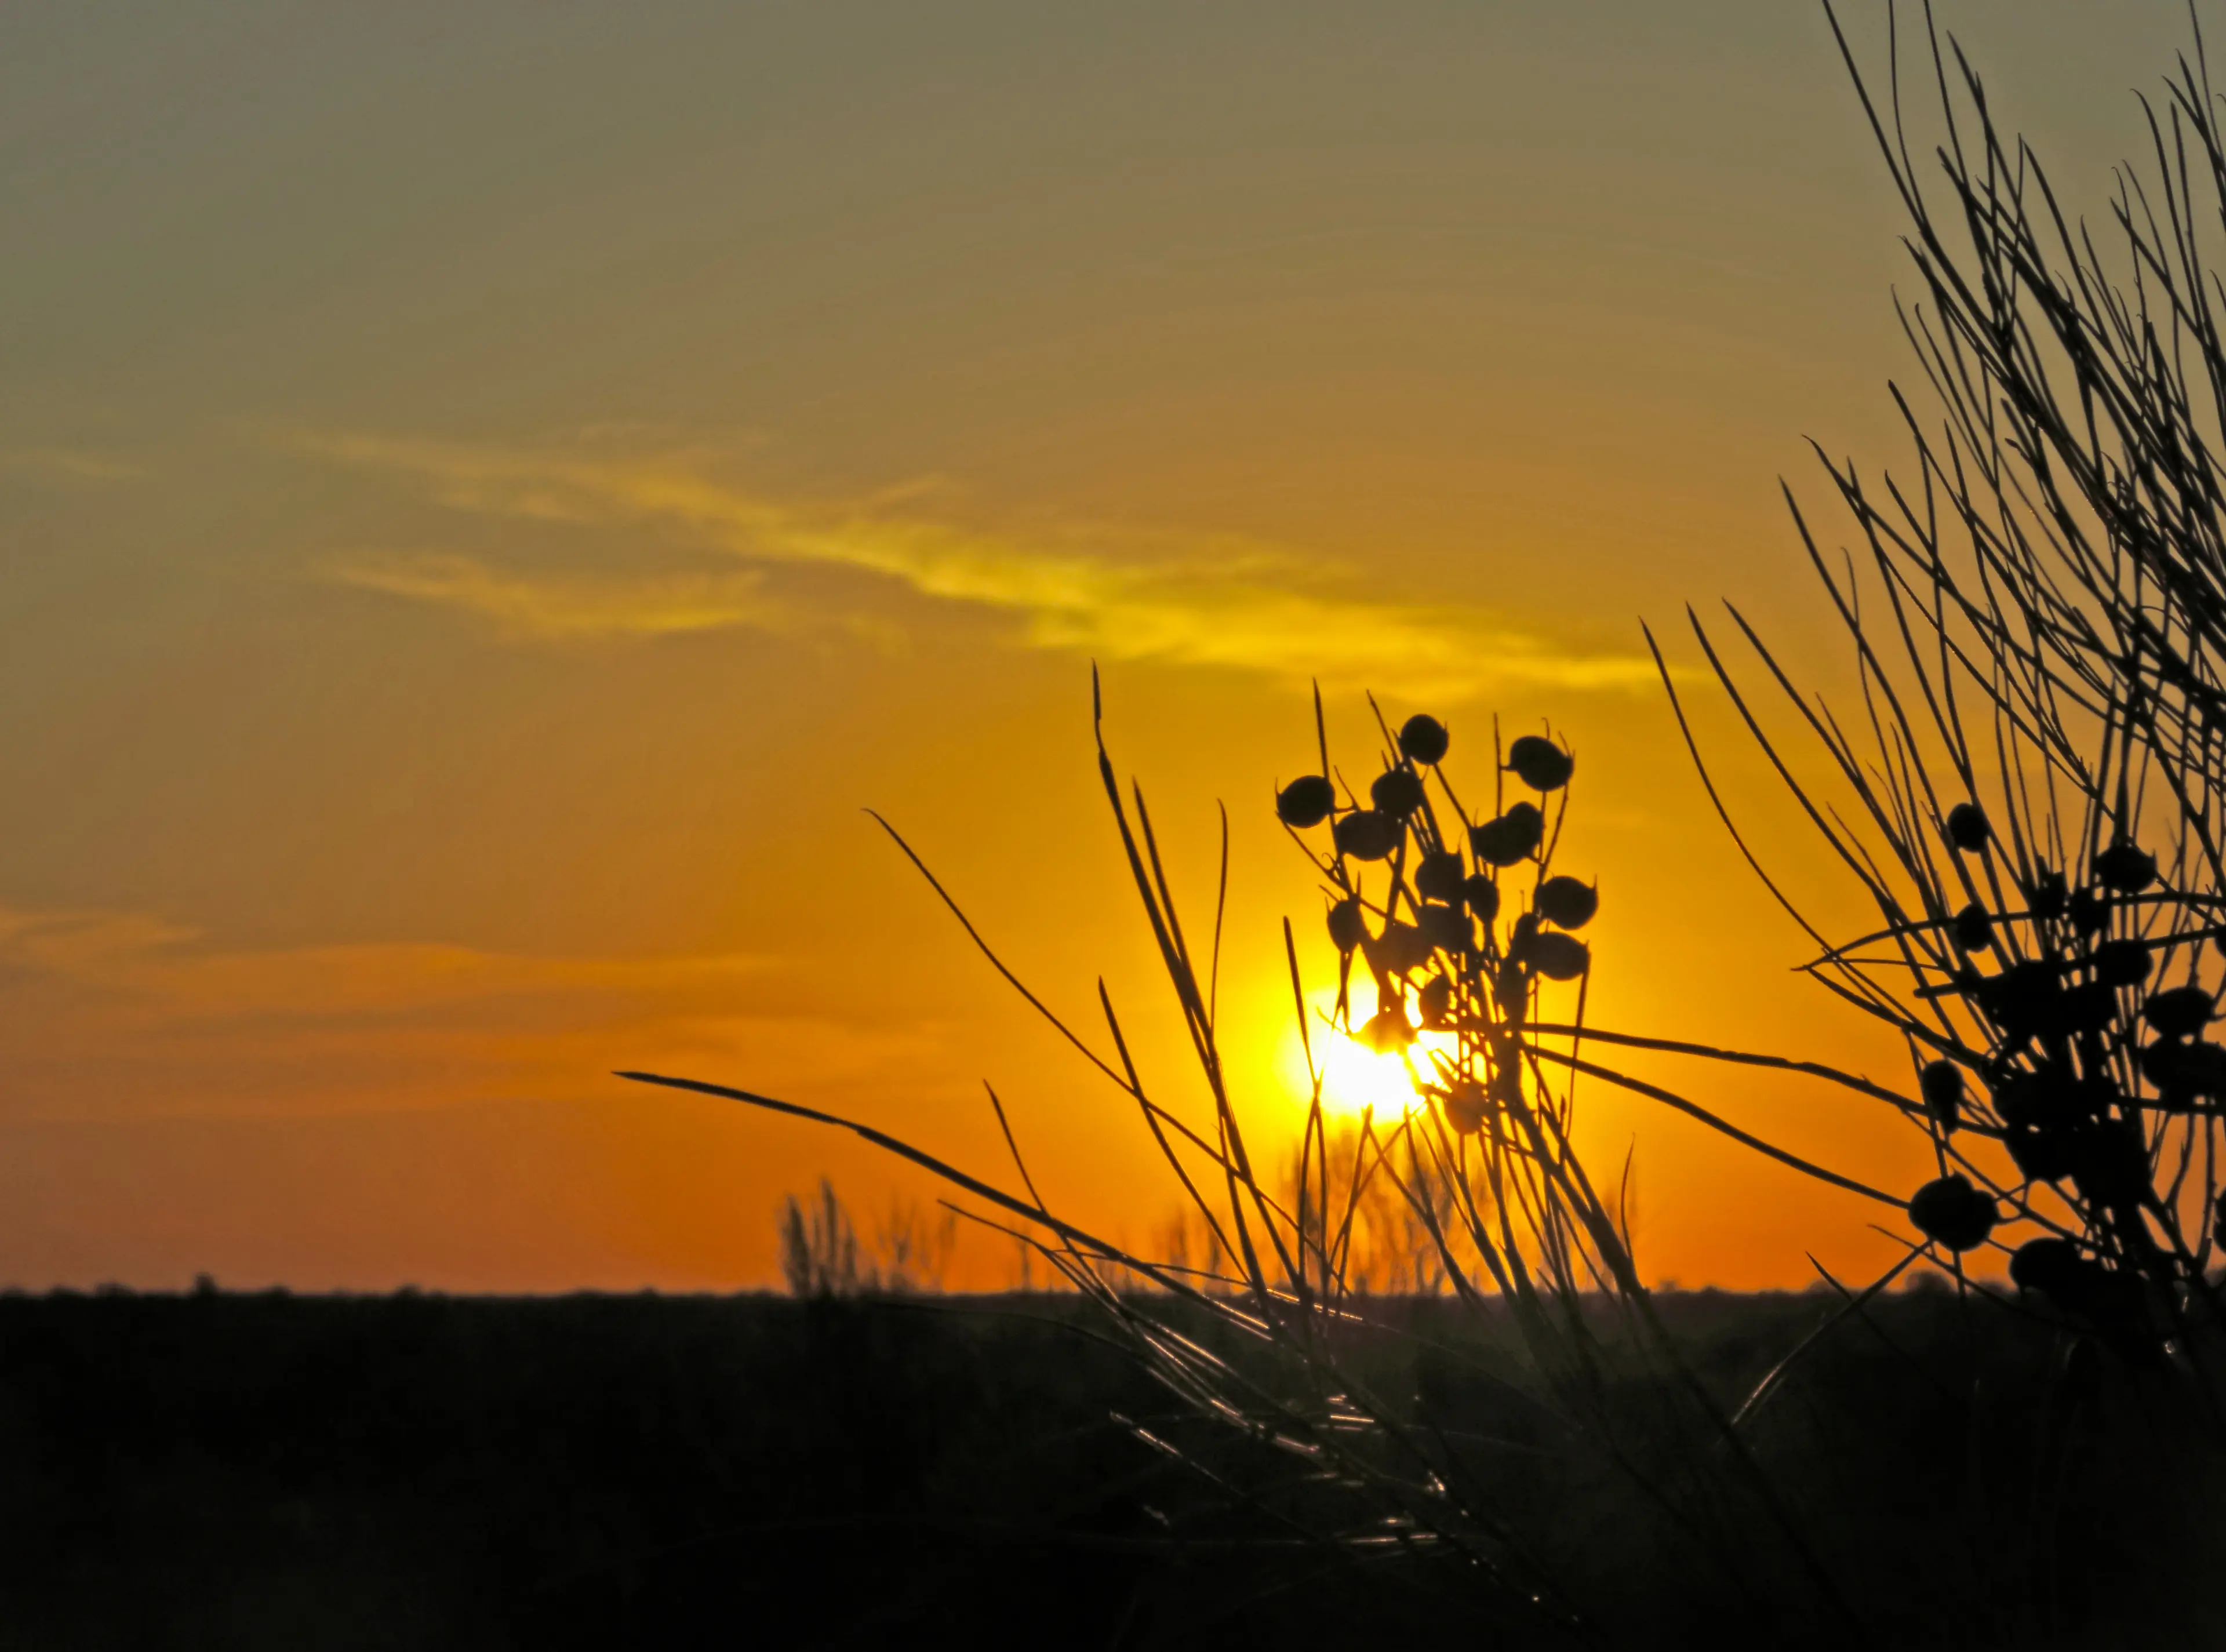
[1,1286,2221,1650]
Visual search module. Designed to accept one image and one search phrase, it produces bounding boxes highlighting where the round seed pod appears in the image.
[2009,1236,2087,1296]
[1995,1062,2081,1129]
[1918,1061,1965,1132]
[1443,1078,1486,1134]
[2067,886,2106,938]
[2143,985,2216,1040]
[1417,903,1469,954]
[1418,973,1453,1029]
[1535,875,1599,930]
[2007,1125,2075,1183]
[2030,870,2068,920]
[1952,903,1996,952]
[1360,1003,1417,1053]
[1371,767,1427,820]
[1529,932,1591,981]
[1416,850,1465,903]
[1398,714,1450,766]
[1463,874,1502,924]
[2094,938,2152,988]
[1369,921,1433,977]
[1275,774,1336,829]
[1471,802,1544,867]
[2095,841,2158,894]
[2140,1038,2226,1101]
[2069,1119,2148,1209]
[1506,735,1574,791]
[1334,809,1399,861]
[1505,911,1540,963]
[1907,1173,1998,1251]
[1976,960,2062,1040]
[1327,898,1368,954]
[2058,980,2118,1036]
[1946,802,1991,852]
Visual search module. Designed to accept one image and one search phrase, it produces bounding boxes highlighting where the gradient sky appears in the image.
[0,1,2198,1290]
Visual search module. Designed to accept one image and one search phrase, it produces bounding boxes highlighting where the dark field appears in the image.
[1,1287,2220,1650]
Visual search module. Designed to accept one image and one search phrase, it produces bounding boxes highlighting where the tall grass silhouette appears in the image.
[1627,0,2226,1404]
[619,2,2226,1637]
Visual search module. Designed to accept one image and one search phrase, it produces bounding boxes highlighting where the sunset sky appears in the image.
[1,1,2194,1291]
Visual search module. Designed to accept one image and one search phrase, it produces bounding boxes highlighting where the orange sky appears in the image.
[0,1,2197,1290]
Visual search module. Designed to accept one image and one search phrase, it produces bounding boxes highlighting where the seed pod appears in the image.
[1535,875,1599,930]
[1471,802,1544,867]
[2059,980,2118,1036]
[1907,1173,1998,1251]
[2009,1236,2086,1295]
[1368,921,1433,977]
[1946,802,1991,852]
[1529,932,1591,981]
[1996,1062,2082,1129]
[2007,1125,2075,1183]
[1327,898,1367,954]
[2140,1038,2226,1101]
[1504,912,1540,967]
[1398,714,1450,766]
[1360,1003,1416,1053]
[2069,1118,2148,1209]
[1334,809,1399,861]
[1418,973,1453,1029]
[1976,960,2062,1041]
[2067,886,2106,937]
[2095,841,2157,894]
[1463,874,1502,923]
[1952,903,1996,952]
[1417,903,1468,954]
[2143,985,2216,1040]
[2031,870,2068,920]
[1275,774,1336,829]
[1371,767,1427,820]
[1416,850,1465,903]
[2094,938,2152,988]
[1506,735,1573,791]
[1443,1078,1486,1134]
[1918,1061,1965,1132]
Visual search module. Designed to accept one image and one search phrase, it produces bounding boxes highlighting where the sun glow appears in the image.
[1276,984,1459,1123]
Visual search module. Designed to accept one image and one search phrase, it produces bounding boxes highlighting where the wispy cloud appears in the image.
[0,445,142,483]
[322,552,788,641]
[296,430,1660,700]
[0,905,766,1025]
[0,904,966,1123]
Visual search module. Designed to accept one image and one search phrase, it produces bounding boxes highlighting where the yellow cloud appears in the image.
[0,905,767,1024]
[295,430,1661,700]
[0,446,142,483]
[321,552,788,641]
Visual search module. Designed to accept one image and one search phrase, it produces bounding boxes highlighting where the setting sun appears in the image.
[1277,985,1458,1125]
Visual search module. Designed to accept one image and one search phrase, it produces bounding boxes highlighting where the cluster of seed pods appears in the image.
[1275,712,1595,1137]
[1904,801,2216,1341]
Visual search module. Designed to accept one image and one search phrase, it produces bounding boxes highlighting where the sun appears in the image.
[1275,983,1457,1123]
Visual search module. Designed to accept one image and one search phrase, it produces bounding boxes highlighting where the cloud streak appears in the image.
[322,552,788,641]
[297,430,1660,700]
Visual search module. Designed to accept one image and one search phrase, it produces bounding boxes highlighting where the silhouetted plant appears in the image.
[632,678,1876,1644]
[776,1178,868,1297]
[776,1179,960,1296]
[1630,0,2226,1401]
